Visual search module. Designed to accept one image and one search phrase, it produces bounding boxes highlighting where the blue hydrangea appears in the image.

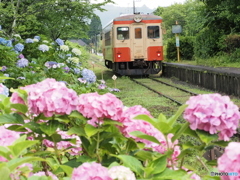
[0,38,7,45]
[55,38,64,46]
[73,68,81,75]
[44,61,59,68]
[0,38,12,47]
[34,36,40,40]
[0,83,9,96]
[16,58,29,68]
[25,38,34,43]
[14,43,24,52]
[81,68,96,83]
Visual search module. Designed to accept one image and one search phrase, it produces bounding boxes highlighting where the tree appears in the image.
[0,0,113,40]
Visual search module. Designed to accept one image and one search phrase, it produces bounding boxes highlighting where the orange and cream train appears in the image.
[102,13,163,76]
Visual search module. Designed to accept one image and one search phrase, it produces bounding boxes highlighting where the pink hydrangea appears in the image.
[11,78,79,117]
[108,166,136,180]
[43,130,82,155]
[71,162,112,180]
[118,105,180,165]
[217,142,240,180]
[0,126,20,162]
[77,92,123,126]
[184,93,240,141]
[31,171,58,180]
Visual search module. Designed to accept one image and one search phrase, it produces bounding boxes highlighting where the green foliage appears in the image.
[166,36,194,60]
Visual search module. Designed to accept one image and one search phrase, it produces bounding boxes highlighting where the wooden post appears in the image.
[176,21,180,62]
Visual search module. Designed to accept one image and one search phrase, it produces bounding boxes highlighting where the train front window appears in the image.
[135,28,142,39]
[147,26,160,38]
[117,27,129,40]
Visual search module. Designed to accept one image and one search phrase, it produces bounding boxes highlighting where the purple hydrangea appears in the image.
[0,83,9,96]
[55,38,64,46]
[17,77,25,80]
[16,58,29,68]
[44,61,59,68]
[18,54,24,59]
[0,66,7,72]
[25,38,34,43]
[98,84,107,89]
[14,43,24,52]
[81,68,96,83]
[109,88,120,92]
[62,66,70,73]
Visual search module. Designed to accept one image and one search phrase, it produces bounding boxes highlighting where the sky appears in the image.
[90,0,187,9]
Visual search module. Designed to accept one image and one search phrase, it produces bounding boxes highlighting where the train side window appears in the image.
[105,31,111,46]
[135,28,142,39]
[117,27,129,40]
[147,26,160,38]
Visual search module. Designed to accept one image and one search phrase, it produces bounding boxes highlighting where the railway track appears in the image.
[130,77,198,106]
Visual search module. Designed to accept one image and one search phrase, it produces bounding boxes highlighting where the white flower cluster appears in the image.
[60,45,69,52]
[72,48,81,56]
[38,44,49,52]
[67,57,79,64]
[108,166,136,180]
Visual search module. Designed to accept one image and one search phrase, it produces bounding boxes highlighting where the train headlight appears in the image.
[117,54,121,58]
[157,53,161,57]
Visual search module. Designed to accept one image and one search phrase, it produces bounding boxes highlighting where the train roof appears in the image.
[113,14,162,21]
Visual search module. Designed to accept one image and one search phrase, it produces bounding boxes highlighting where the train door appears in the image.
[132,25,145,61]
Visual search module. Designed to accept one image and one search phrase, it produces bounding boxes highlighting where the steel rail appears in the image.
[130,78,183,106]
[149,77,198,96]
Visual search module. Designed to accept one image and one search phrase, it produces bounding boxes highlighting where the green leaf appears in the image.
[148,155,167,175]
[69,111,86,120]
[153,168,188,180]
[167,104,187,126]
[134,114,171,134]
[7,157,45,171]
[116,155,144,176]
[0,146,11,160]
[135,150,154,161]
[68,127,86,137]
[13,89,28,104]
[129,131,160,144]
[8,140,38,157]
[0,166,10,180]
[212,141,229,147]
[60,165,73,176]
[84,124,99,137]
[0,113,24,124]
[183,126,199,138]
[40,120,60,136]
[206,160,217,166]
[172,122,189,142]
[196,130,218,144]
[10,103,28,114]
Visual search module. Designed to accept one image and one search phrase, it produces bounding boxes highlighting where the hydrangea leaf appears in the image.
[8,140,39,158]
[0,113,24,125]
[84,124,99,138]
[40,120,60,137]
[115,155,144,177]
[148,155,167,175]
[0,166,10,180]
[196,130,218,144]
[10,103,28,114]
[153,168,188,180]
[134,150,154,161]
[129,131,160,144]
[60,165,73,177]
